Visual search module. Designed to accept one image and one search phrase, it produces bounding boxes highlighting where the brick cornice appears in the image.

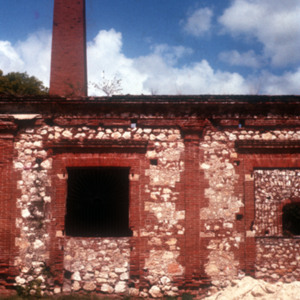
[45,139,148,153]
[235,140,300,153]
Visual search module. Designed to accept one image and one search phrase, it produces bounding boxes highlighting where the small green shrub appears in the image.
[182,293,194,300]
[16,278,43,298]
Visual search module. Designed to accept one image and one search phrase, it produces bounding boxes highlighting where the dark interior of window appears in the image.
[65,167,132,237]
[282,203,300,236]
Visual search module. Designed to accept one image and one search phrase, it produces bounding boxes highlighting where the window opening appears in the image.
[130,119,137,129]
[150,159,158,166]
[236,214,243,220]
[238,119,245,128]
[282,203,300,236]
[65,167,132,237]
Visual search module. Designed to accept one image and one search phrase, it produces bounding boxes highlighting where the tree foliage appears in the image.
[0,70,48,96]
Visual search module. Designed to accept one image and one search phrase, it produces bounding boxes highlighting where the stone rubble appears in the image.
[204,276,300,300]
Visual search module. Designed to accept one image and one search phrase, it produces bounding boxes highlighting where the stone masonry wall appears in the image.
[200,129,244,287]
[141,128,185,298]
[63,238,130,294]
[254,169,300,237]
[2,109,299,297]
[256,238,300,282]
[14,126,52,297]
[11,117,186,297]
[199,128,299,287]
[254,169,300,282]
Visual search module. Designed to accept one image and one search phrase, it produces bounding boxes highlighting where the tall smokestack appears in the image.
[49,0,87,97]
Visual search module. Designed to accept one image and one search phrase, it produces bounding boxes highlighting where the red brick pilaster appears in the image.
[0,135,17,289]
[183,131,201,285]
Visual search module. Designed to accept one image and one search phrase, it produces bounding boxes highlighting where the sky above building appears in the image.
[0,0,300,95]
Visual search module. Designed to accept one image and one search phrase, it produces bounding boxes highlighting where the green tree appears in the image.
[0,70,48,96]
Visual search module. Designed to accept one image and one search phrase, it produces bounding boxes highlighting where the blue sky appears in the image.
[0,0,300,95]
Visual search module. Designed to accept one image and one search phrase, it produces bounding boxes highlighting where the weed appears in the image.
[182,293,194,300]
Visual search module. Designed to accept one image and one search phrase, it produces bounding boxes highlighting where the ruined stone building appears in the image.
[0,0,299,297]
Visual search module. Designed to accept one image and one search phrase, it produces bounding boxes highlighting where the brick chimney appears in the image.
[49,0,87,97]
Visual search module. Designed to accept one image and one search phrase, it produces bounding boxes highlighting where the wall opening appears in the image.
[282,202,300,236]
[65,167,132,237]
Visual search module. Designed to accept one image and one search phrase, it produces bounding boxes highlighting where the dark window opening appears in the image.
[238,119,245,128]
[234,160,240,166]
[236,214,243,220]
[130,119,137,129]
[282,203,300,236]
[150,159,158,166]
[65,167,132,237]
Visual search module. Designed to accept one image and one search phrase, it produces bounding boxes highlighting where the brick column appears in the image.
[50,0,87,96]
[0,135,17,289]
[183,131,201,286]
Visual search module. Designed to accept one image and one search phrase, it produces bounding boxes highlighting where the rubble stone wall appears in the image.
[200,129,244,287]
[0,106,299,297]
[63,238,130,294]
[256,238,300,282]
[10,119,187,297]
[254,169,300,282]
[200,129,300,287]
[254,169,300,237]
[13,126,52,296]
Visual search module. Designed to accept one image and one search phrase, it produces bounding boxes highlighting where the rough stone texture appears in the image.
[204,276,300,300]
[13,129,52,296]
[149,285,163,298]
[64,238,130,293]
[200,129,300,287]
[253,169,300,282]
[200,130,244,285]
[4,121,300,295]
[256,238,300,282]
[0,96,299,297]
[7,120,188,296]
[254,169,300,237]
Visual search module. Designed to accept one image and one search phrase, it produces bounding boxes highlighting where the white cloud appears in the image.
[219,0,300,67]
[182,8,213,37]
[0,41,24,71]
[16,30,52,85]
[88,29,249,95]
[134,56,249,95]
[0,30,51,85]
[87,29,146,95]
[1,28,299,96]
[258,68,300,95]
[151,44,193,66]
[219,50,262,68]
